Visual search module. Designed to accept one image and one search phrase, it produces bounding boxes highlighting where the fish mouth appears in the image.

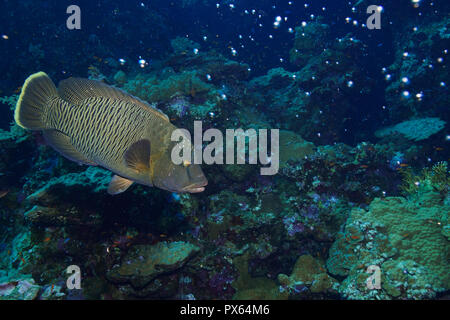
[183,179,208,193]
[186,187,205,193]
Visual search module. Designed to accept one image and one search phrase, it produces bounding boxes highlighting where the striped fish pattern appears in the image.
[14,72,208,195]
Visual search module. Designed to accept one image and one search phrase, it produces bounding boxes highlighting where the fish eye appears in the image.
[183,160,191,167]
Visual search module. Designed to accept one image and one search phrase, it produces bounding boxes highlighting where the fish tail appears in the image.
[14,71,57,130]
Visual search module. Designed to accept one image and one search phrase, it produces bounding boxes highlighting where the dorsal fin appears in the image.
[58,78,170,122]
[124,139,152,174]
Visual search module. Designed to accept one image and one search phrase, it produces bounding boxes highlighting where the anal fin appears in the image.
[108,175,134,195]
[43,130,97,166]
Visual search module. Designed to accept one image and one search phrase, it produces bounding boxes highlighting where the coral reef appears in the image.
[0,277,41,300]
[107,241,199,297]
[289,21,330,67]
[232,252,288,300]
[326,189,449,299]
[0,0,448,301]
[383,16,449,124]
[249,32,374,143]
[375,118,446,141]
[278,254,338,297]
[399,161,449,195]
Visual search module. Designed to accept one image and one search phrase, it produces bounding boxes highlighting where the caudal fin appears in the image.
[14,72,57,130]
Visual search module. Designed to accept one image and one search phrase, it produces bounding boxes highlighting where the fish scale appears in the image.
[54,97,149,172]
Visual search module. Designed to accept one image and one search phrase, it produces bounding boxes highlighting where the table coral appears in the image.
[375,118,446,141]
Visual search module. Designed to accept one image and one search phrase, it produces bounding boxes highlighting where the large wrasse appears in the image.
[14,72,207,195]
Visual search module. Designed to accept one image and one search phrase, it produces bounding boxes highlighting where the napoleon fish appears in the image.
[14,72,207,195]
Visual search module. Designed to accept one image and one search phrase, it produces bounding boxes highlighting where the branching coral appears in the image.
[429,162,450,191]
[400,162,449,195]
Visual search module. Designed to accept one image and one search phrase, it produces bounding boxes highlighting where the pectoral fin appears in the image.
[108,175,134,195]
[124,139,151,173]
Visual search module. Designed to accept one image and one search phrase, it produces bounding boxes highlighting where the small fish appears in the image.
[44,237,51,242]
[0,190,9,199]
[15,72,207,195]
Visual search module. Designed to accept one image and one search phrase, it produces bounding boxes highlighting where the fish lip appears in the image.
[187,187,205,193]
[183,179,208,193]
[198,178,208,187]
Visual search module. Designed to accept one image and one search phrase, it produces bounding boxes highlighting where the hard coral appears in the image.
[278,254,338,296]
[327,191,449,299]
[375,118,446,141]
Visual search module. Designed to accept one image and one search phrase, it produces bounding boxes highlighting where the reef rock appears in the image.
[0,277,40,300]
[289,21,330,67]
[278,254,338,296]
[232,252,288,300]
[279,130,316,168]
[39,284,65,300]
[26,167,111,205]
[107,241,200,289]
